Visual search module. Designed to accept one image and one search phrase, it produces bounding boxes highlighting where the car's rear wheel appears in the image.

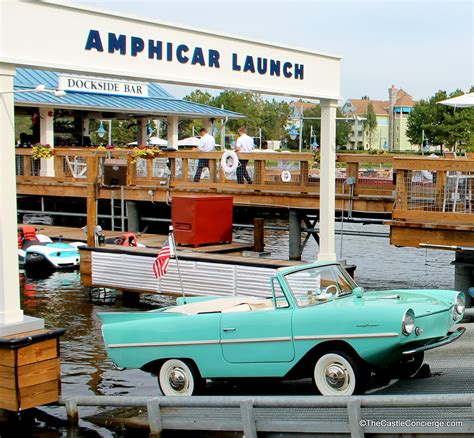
[399,352,424,379]
[313,350,366,396]
[158,359,203,396]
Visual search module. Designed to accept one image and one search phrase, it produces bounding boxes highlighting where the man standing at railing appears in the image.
[235,127,254,184]
[193,128,216,182]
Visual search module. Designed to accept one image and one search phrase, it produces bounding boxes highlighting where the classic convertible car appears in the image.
[99,262,465,396]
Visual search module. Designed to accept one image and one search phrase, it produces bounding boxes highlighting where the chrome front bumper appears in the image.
[402,327,466,356]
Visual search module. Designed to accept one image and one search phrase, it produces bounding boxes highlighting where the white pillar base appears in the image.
[0,315,44,337]
[317,252,338,262]
[318,99,338,262]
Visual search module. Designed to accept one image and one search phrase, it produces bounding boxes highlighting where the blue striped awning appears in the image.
[14,68,243,119]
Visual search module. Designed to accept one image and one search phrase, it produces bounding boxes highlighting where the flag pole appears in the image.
[169,225,187,304]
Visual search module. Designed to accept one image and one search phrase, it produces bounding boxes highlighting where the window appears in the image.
[284,265,356,307]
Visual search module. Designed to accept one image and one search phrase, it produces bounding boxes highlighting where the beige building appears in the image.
[342,86,416,151]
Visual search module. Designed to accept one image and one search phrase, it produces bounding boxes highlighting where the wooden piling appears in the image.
[253,218,265,253]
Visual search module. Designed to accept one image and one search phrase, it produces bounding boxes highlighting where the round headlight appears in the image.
[402,309,415,336]
[454,293,465,320]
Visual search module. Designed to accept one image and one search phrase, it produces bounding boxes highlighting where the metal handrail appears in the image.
[58,394,474,437]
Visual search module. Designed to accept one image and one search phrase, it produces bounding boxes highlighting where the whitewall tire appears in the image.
[314,351,363,396]
[158,359,201,396]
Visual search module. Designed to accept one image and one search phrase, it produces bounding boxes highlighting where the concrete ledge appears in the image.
[0,316,44,337]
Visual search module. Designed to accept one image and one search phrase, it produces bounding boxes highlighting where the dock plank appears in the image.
[21,224,254,253]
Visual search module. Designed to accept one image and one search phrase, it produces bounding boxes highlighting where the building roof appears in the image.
[344,99,389,116]
[290,101,318,114]
[394,89,415,107]
[13,68,243,119]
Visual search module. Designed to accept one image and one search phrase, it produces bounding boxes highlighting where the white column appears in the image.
[167,116,178,150]
[318,99,338,262]
[0,63,44,335]
[39,106,55,176]
[83,117,90,136]
[203,118,213,134]
[136,118,148,145]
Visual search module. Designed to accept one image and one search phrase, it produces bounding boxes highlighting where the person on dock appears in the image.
[235,127,254,184]
[193,128,216,182]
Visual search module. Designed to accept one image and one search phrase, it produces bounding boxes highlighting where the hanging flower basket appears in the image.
[130,146,163,164]
[32,144,53,160]
[309,151,320,168]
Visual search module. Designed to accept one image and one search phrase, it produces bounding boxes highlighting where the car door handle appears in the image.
[223,327,236,332]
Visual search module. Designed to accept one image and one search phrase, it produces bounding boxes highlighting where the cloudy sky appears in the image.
[72,0,473,102]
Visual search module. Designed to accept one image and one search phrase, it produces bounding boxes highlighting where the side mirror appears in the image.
[353,286,365,298]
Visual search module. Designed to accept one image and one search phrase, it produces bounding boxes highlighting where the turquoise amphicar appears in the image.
[99,261,465,396]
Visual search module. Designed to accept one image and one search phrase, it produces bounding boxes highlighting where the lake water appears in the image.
[6,221,456,437]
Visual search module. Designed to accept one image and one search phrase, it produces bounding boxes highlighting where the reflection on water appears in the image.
[12,222,455,436]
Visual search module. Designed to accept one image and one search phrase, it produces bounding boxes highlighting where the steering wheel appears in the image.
[325,284,340,298]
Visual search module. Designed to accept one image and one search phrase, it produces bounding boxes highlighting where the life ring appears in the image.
[281,170,292,182]
[221,150,239,173]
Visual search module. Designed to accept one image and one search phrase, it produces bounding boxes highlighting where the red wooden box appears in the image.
[172,196,233,247]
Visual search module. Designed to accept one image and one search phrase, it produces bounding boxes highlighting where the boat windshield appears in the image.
[284,264,358,307]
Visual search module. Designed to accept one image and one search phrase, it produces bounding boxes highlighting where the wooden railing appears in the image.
[393,156,474,225]
[15,148,397,198]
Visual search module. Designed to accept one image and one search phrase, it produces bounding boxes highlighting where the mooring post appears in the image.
[86,156,98,247]
[289,209,301,260]
[253,218,265,253]
[65,398,79,426]
[454,251,474,308]
[126,201,139,232]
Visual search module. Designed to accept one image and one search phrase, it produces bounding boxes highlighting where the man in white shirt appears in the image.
[193,128,216,182]
[235,127,254,184]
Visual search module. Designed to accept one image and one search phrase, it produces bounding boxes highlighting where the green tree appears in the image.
[407,89,474,151]
[363,101,377,148]
[180,90,217,138]
[183,90,214,106]
[300,105,351,149]
[260,99,291,141]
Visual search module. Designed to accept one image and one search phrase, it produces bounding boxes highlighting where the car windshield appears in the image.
[284,264,358,307]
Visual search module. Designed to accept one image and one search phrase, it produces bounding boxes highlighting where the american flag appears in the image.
[153,240,171,279]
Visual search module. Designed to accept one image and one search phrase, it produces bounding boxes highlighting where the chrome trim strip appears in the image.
[109,336,292,348]
[109,339,220,348]
[109,333,398,349]
[220,336,292,345]
[294,332,399,341]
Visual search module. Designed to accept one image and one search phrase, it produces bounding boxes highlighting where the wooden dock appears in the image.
[16,148,395,213]
[17,149,474,251]
[24,224,254,253]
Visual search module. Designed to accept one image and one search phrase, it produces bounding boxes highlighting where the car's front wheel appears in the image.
[313,350,366,396]
[158,359,203,396]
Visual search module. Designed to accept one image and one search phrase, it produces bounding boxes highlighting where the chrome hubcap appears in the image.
[169,367,187,391]
[325,363,349,390]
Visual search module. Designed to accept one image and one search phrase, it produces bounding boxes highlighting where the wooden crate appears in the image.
[0,328,64,411]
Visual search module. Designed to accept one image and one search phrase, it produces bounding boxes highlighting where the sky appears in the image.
[71,0,473,103]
